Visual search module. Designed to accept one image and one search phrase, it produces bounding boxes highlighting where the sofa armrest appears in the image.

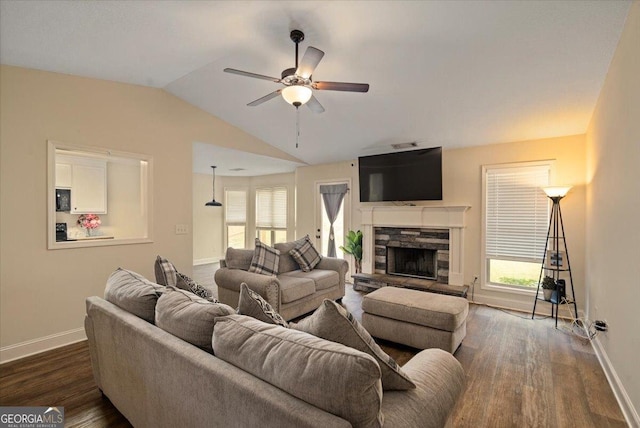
[381,349,465,428]
[214,268,281,311]
[316,257,349,295]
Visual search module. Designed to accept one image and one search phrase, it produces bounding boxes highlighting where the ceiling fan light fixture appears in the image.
[282,85,312,107]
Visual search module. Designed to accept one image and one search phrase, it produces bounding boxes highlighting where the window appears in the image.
[256,187,287,246]
[225,189,247,249]
[483,162,551,291]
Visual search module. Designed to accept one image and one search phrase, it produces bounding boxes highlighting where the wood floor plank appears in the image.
[553,361,600,428]
[522,322,557,427]
[581,352,627,422]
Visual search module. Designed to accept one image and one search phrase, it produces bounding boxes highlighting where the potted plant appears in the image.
[541,276,556,301]
[340,230,363,274]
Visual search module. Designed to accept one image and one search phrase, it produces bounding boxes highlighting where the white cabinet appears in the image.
[55,163,72,188]
[56,155,108,214]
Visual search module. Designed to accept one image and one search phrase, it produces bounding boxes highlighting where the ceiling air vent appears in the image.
[229,168,246,172]
[391,142,418,150]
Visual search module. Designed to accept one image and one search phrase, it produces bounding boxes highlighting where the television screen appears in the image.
[359,147,442,202]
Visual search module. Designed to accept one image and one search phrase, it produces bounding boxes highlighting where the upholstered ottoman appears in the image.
[361,287,469,353]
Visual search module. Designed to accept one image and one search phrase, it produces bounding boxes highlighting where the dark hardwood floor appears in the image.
[0,283,626,427]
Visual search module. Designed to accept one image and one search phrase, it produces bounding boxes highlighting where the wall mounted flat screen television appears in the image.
[359,147,442,202]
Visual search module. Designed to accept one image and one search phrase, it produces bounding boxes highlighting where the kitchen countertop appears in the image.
[71,235,114,241]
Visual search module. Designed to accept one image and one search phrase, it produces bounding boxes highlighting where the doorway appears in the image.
[316,180,351,259]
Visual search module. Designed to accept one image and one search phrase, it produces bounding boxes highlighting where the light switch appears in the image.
[175,224,189,235]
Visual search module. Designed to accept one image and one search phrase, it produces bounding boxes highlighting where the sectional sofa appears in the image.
[85,268,466,427]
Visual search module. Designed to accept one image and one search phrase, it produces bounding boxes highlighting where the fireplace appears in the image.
[360,206,470,285]
[387,247,437,280]
[374,227,449,283]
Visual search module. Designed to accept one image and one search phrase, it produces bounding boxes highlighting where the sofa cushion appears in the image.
[213,314,383,428]
[154,255,177,286]
[249,239,280,276]
[225,247,253,270]
[104,268,164,323]
[293,299,416,391]
[274,236,307,274]
[278,275,316,303]
[155,286,234,353]
[280,269,339,291]
[237,283,288,327]
[290,236,322,272]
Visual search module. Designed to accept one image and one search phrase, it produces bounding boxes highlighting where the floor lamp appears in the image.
[532,186,578,328]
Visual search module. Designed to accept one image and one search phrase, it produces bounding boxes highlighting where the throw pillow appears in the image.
[154,255,178,286]
[104,268,165,323]
[274,236,308,273]
[248,238,280,276]
[155,255,216,302]
[213,314,384,428]
[237,283,288,327]
[176,272,216,302]
[155,286,235,353]
[292,299,416,391]
[289,236,322,272]
[224,247,253,270]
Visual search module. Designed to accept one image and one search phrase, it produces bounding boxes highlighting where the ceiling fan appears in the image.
[224,29,369,113]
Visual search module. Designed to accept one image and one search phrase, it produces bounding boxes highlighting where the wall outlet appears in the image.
[595,320,608,332]
[175,224,189,235]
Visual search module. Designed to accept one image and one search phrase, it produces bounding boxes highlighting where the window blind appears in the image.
[485,164,550,262]
[225,190,247,223]
[256,187,287,229]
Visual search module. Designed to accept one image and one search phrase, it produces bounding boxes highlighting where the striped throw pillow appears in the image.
[248,239,280,276]
[290,236,322,272]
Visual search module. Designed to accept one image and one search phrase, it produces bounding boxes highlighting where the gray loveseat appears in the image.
[85,294,466,428]
[215,242,349,320]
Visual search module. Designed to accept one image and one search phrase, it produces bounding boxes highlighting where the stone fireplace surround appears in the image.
[360,206,470,286]
[375,227,449,283]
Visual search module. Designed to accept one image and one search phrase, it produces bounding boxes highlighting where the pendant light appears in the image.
[205,166,222,207]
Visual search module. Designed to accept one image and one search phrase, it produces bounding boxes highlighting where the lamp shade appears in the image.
[543,186,572,198]
[281,85,312,106]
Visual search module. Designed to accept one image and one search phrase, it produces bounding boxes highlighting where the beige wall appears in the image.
[0,65,297,359]
[295,135,587,313]
[444,135,587,312]
[586,1,639,420]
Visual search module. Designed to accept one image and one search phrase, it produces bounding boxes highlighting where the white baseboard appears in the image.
[470,292,585,319]
[0,327,86,364]
[193,257,221,266]
[591,337,640,427]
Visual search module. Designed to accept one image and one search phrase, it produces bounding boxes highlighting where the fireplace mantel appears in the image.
[360,205,470,286]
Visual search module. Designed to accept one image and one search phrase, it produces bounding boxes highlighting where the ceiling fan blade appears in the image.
[224,68,281,83]
[296,46,325,79]
[313,81,370,92]
[306,95,325,114]
[247,89,282,106]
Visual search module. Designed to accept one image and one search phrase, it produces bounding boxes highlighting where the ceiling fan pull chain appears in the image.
[297,107,301,148]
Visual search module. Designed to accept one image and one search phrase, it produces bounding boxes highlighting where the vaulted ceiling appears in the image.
[0,1,631,167]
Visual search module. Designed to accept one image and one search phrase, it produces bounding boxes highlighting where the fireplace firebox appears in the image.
[386,246,437,280]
